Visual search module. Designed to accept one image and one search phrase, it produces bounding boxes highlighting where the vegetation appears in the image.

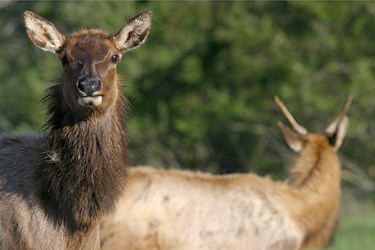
[327,190,375,250]
[0,2,374,247]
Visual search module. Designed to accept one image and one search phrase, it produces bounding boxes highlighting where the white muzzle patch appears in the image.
[78,96,103,107]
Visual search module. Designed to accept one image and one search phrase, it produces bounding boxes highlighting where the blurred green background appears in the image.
[0,1,374,249]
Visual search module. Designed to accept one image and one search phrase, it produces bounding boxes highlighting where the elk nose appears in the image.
[77,77,102,96]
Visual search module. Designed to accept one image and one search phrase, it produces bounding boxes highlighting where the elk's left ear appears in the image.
[278,121,304,152]
[24,11,65,53]
[325,116,349,151]
[114,10,152,53]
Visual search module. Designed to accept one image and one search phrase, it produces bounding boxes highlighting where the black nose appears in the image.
[77,77,102,96]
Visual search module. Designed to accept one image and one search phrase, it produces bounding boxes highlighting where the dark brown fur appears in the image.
[0,10,152,249]
[38,79,129,233]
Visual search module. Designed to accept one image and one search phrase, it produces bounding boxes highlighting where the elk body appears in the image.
[0,11,152,249]
[100,97,351,250]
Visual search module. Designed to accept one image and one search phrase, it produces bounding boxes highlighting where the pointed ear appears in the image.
[23,11,65,53]
[325,116,349,150]
[278,122,304,152]
[114,10,152,53]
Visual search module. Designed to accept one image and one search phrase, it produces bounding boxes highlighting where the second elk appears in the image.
[101,96,352,250]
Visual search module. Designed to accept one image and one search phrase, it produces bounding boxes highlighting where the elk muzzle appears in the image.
[77,76,103,107]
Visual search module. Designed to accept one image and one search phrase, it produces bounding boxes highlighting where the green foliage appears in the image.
[0,2,374,186]
[326,192,375,250]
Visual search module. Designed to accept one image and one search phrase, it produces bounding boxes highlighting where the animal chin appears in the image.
[78,96,103,107]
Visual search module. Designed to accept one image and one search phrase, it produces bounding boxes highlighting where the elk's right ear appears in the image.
[24,11,65,53]
[325,116,349,151]
[278,122,304,152]
[114,10,152,53]
[325,95,352,150]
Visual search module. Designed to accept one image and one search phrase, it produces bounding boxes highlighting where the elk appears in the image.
[100,96,351,250]
[0,10,152,249]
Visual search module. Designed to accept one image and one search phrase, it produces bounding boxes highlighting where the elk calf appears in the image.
[100,96,351,250]
[0,11,152,249]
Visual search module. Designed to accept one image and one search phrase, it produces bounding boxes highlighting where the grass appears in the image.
[327,191,375,250]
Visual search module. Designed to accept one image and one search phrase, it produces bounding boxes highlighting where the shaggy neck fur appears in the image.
[288,136,341,192]
[287,136,341,248]
[38,80,129,234]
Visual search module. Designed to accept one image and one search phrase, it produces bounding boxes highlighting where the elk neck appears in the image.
[287,135,341,193]
[37,77,129,234]
[287,135,341,248]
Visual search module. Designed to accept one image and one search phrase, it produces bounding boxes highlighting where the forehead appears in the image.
[63,30,118,60]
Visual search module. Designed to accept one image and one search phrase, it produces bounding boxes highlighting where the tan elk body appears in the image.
[0,11,152,249]
[100,97,351,250]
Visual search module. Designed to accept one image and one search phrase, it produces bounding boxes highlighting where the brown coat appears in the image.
[0,10,152,249]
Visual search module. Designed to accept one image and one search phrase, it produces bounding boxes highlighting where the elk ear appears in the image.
[325,116,349,150]
[278,122,304,152]
[24,11,65,53]
[114,10,152,53]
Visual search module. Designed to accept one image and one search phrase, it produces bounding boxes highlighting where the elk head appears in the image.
[23,11,152,116]
[275,96,352,152]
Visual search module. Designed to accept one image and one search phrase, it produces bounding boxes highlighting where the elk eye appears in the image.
[111,54,119,63]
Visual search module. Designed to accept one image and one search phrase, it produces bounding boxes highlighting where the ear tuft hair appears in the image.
[114,11,152,53]
[24,11,65,53]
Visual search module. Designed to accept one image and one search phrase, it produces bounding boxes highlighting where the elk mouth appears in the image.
[78,96,103,107]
